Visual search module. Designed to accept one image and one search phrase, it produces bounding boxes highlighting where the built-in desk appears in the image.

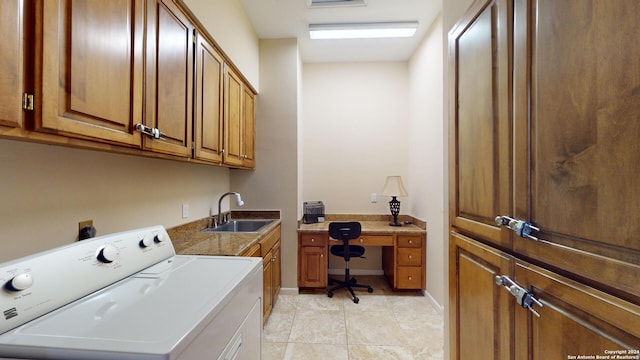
[297,219,426,291]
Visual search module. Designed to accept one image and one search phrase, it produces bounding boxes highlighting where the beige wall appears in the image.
[231,38,301,290]
[182,0,260,89]
[0,140,229,262]
[301,62,410,214]
[408,14,445,308]
[301,62,410,273]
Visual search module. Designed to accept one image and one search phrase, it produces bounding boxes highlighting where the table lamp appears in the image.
[381,176,408,226]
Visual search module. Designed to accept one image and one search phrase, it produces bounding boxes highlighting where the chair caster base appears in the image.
[327,291,333,298]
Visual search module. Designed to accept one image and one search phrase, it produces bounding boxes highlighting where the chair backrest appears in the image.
[329,222,362,241]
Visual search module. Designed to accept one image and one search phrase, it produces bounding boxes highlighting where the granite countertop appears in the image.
[298,214,426,234]
[167,211,281,256]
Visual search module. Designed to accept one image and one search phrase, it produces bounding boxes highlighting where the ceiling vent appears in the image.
[308,0,367,8]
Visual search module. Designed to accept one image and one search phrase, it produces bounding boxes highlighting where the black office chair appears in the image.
[327,222,373,303]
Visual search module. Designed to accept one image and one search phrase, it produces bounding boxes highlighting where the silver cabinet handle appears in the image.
[495,215,540,241]
[495,275,543,317]
[135,124,164,139]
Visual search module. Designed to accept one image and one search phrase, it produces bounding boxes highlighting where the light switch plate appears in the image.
[182,203,189,219]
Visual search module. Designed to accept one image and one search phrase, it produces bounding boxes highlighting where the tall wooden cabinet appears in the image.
[449,0,640,358]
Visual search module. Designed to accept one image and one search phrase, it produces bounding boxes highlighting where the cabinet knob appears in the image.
[408,255,413,259]
[320,254,323,258]
[408,240,413,244]
[408,276,413,280]
[359,238,364,243]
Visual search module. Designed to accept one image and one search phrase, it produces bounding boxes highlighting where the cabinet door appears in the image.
[241,87,256,168]
[223,66,244,167]
[514,261,640,358]
[298,233,328,288]
[448,0,512,248]
[449,232,513,360]
[144,0,192,157]
[38,0,144,146]
[263,251,273,322]
[193,31,224,163]
[0,0,27,128]
[273,240,281,301]
[513,0,640,300]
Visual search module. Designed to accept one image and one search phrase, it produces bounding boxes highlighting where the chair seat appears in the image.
[330,244,365,258]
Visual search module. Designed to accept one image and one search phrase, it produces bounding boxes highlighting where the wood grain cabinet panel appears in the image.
[223,66,256,169]
[0,0,28,128]
[37,0,145,146]
[298,233,328,288]
[193,31,224,163]
[449,233,513,360]
[144,0,192,157]
[514,262,640,359]
[260,225,281,322]
[513,0,640,301]
[449,0,512,249]
[450,0,640,357]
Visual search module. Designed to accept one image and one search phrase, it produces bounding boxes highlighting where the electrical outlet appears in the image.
[182,203,189,219]
[78,220,93,231]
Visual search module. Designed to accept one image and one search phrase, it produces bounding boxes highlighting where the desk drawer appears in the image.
[300,233,327,246]
[396,266,423,289]
[397,235,422,248]
[397,247,422,266]
[354,235,393,246]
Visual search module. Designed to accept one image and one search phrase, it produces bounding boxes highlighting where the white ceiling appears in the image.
[239,0,442,63]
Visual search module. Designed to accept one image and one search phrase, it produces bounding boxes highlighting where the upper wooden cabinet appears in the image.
[242,87,256,168]
[143,0,193,157]
[0,0,29,128]
[193,30,224,164]
[36,0,144,147]
[1,0,257,168]
[224,66,256,169]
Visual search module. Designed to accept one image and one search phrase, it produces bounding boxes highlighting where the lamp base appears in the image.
[388,196,402,227]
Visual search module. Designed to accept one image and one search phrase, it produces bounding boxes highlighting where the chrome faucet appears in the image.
[216,192,244,226]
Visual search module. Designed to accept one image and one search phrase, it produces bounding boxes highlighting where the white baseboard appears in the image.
[279,287,299,296]
[328,268,384,276]
[423,290,444,314]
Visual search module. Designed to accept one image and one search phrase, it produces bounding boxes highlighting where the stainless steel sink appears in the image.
[201,220,273,233]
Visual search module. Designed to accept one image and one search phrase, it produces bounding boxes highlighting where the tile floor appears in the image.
[262,276,444,359]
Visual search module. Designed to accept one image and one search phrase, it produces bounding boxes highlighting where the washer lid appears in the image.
[0,255,261,359]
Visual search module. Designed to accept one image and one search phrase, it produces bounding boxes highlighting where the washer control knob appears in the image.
[153,233,165,243]
[97,245,119,263]
[139,235,152,248]
[7,273,33,291]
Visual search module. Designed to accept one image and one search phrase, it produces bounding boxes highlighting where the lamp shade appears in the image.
[381,176,408,197]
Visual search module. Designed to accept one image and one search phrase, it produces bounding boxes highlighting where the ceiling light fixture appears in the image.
[308,0,366,8]
[309,22,418,40]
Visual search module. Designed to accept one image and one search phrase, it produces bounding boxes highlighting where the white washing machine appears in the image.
[0,226,262,359]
